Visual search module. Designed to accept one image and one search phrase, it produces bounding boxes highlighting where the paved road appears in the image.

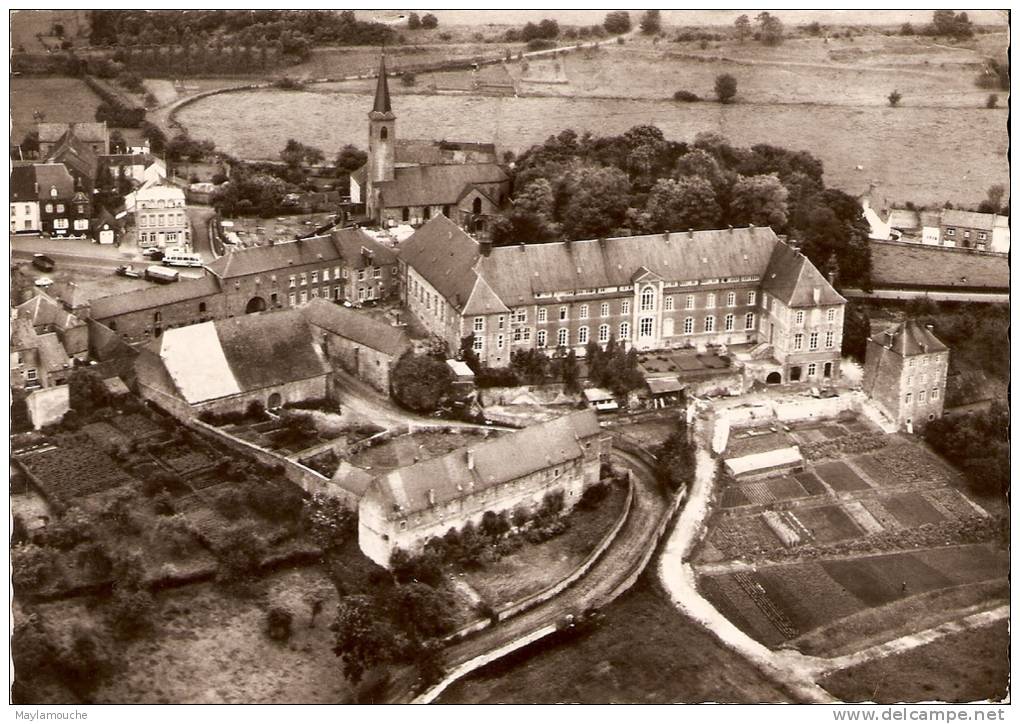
[416,446,671,702]
[187,205,218,262]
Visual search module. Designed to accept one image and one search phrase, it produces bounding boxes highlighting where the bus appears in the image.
[162,251,203,267]
[145,266,180,284]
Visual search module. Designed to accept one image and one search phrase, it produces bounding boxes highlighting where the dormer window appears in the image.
[50,187,58,198]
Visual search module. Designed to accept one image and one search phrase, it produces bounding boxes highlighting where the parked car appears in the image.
[115,264,141,278]
[34,276,54,288]
[31,254,55,272]
[141,248,164,261]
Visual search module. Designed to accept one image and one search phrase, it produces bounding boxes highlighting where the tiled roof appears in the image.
[89,275,221,319]
[302,298,410,357]
[869,241,1008,291]
[373,55,393,115]
[940,209,996,231]
[462,275,510,316]
[366,410,601,519]
[760,241,845,308]
[16,293,87,352]
[870,320,949,357]
[376,162,508,208]
[331,227,397,269]
[47,132,99,179]
[38,122,108,145]
[33,163,75,200]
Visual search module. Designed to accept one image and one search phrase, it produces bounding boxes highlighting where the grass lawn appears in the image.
[820,619,1009,703]
[437,574,792,703]
[462,480,628,607]
[10,76,102,143]
[349,429,490,472]
[726,429,794,458]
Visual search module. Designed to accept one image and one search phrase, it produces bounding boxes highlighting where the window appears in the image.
[619,321,630,340]
[57,204,65,213]
[300,290,308,304]
[513,309,527,323]
[44,203,53,213]
[918,389,926,403]
[559,306,568,321]
[640,317,654,337]
[73,218,88,231]
[498,315,506,331]
[727,291,736,307]
[50,187,57,198]
[473,336,483,352]
[931,388,939,400]
[724,314,734,332]
[557,328,569,347]
[26,369,37,381]
[825,331,835,349]
[24,205,30,215]
[827,308,836,322]
[537,308,547,323]
[600,302,609,317]
[311,270,319,283]
[578,326,589,345]
[598,324,610,343]
[579,304,589,320]
[793,333,803,351]
[374,267,382,279]
[311,287,320,298]
[807,362,817,377]
[771,298,777,313]
[357,269,366,282]
[794,310,804,325]
[978,232,987,241]
[640,287,655,311]
[621,300,630,315]
[704,316,714,333]
[684,317,694,335]
[53,218,68,229]
[288,292,296,305]
[745,312,755,330]
[809,332,819,350]
[199,302,207,313]
[946,228,955,236]
[381,126,388,140]
[154,311,162,323]
[474,317,484,333]
[685,295,695,310]
[334,266,341,279]
[706,293,716,309]
[497,334,505,349]
[905,392,913,404]
[664,296,674,312]
[537,330,547,348]
[299,272,308,285]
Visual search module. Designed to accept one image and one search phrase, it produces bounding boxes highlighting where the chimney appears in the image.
[827,269,837,286]
[466,449,475,470]
[427,488,436,506]
[518,242,526,252]
[479,239,492,257]
[925,324,934,331]
[884,329,894,348]
[728,225,734,233]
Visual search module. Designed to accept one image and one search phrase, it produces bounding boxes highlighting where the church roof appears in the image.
[365,410,601,519]
[371,55,393,116]
[376,162,508,208]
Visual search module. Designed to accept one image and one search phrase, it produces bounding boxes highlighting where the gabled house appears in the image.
[15,292,89,362]
[35,163,91,237]
[37,121,110,158]
[863,321,949,431]
[10,164,41,234]
[46,129,99,193]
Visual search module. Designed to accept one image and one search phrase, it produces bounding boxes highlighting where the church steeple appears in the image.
[370,55,394,119]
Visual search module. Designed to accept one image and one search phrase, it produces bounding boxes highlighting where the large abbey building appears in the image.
[350,57,510,235]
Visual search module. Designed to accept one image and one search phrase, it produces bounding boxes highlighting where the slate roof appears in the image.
[16,293,87,353]
[760,241,846,308]
[940,209,996,231]
[887,208,921,230]
[205,228,393,279]
[376,163,508,208]
[47,132,99,181]
[143,311,329,405]
[89,275,221,319]
[399,215,482,312]
[870,320,949,357]
[10,165,37,203]
[372,55,393,115]
[33,164,75,200]
[302,297,410,357]
[36,333,71,374]
[331,227,397,269]
[366,410,602,519]
[868,241,1009,291]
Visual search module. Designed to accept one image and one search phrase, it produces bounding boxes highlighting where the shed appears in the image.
[583,387,619,412]
[724,446,803,479]
[646,376,685,408]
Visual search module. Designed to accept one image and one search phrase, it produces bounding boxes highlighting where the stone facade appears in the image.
[863,322,949,431]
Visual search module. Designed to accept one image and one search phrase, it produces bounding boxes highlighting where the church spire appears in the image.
[372,54,392,115]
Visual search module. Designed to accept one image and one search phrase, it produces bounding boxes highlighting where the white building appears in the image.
[135,182,190,249]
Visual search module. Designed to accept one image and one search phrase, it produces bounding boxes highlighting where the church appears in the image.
[350,57,511,236]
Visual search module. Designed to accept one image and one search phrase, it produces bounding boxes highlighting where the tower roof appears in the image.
[371,55,393,117]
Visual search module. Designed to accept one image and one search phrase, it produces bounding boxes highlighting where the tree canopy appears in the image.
[390,352,453,413]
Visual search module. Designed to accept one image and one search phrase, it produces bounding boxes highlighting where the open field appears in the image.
[820,618,1009,703]
[349,428,492,472]
[437,574,792,703]
[10,76,103,144]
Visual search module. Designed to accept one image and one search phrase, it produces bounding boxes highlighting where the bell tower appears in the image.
[366,54,395,220]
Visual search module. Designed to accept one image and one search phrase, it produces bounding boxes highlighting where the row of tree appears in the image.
[493,126,872,290]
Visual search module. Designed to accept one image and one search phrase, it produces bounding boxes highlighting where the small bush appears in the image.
[986,93,999,109]
[152,490,176,516]
[12,544,57,591]
[107,588,156,640]
[579,481,610,510]
[152,515,200,557]
[212,487,248,520]
[35,507,95,550]
[266,606,294,642]
[888,89,902,107]
[673,90,700,102]
[526,38,557,51]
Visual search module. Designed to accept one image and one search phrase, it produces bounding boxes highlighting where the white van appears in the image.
[162,251,203,268]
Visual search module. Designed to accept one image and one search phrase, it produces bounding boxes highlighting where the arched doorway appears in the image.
[823,362,833,378]
[246,296,268,314]
[267,392,282,410]
[766,371,782,385]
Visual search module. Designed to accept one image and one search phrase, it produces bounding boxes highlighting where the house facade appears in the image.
[135,182,190,249]
[358,410,609,568]
[10,165,41,233]
[400,216,845,385]
[354,56,510,235]
[862,321,949,431]
[33,164,91,237]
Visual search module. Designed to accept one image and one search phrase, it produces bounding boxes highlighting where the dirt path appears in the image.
[413,447,672,703]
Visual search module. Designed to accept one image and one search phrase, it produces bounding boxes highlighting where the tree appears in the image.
[393,583,455,640]
[109,129,127,154]
[491,178,559,244]
[68,368,111,417]
[797,188,872,291]
[756,12,784,46]
[421,13,438,29]
[603,11,631,35]
[215,524,267,583]
[986,93,999,109]
[656,416,695,491]
[333,595,402,685]
[538,18,560,39]
[734,14,752,42]
[106,588,156,640]
[140,121,167,155]
[266,606,294,642]
[280,138,324,168]
[729,174,789,228]
[714,73,738,103]
[841,301,870,363]
[639,10,661,35]
[19,130,39,159]
[900,22,914,36]
[644,176,721,232]
[335,144,367,175]
[407,12,421,30]
[560,166,631,239]
[390,352,454,413]
[561,349,580,392]
[930,10,973,39]
[887,89,902,107]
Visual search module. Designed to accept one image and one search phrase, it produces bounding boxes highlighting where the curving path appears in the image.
[414,446,672,703]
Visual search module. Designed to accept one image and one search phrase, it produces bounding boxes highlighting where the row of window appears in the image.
[905,388,940,405]
[944,227,987,241]
[792,331,837,352]
[139,212,186,228]
[288,286,345,305]
[289,266,346,288]
[139,230,182,244]
[793,308,839,325]
[139,198,184,209]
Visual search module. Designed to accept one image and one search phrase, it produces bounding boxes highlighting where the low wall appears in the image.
[26,386,69,430]
[772,391,864,422]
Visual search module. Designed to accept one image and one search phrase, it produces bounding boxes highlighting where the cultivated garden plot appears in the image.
[17,438,136,505]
